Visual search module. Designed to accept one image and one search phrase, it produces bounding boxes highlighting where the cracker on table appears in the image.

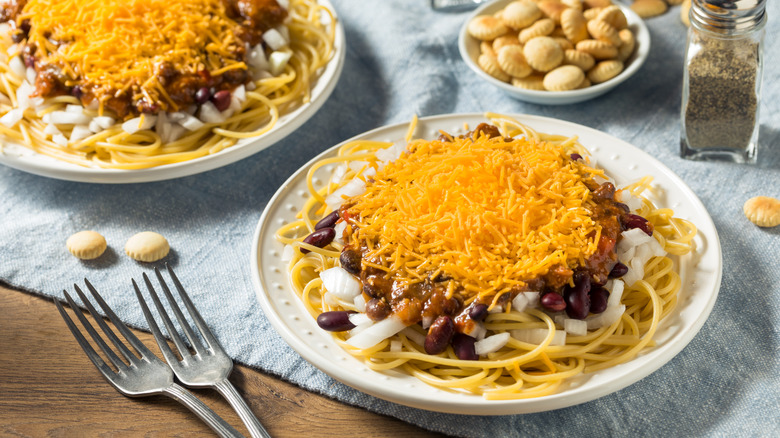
[125,231,170,262]
[587,59,624,83]
[67,230,107,260]
[543,65,585,91]
[468,15,509,41]
[631,0,667,18]
[560,8,589,44]
[519,18,556,44]
[497,45,533,78]
[744,196,780,228]
[479,52,511,82]
[502,1,543,29]
[523,36,564,72]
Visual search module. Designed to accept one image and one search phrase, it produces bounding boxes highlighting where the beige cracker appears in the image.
[631,0,667,18]
[519,18,556,43]
[512,74,546,90]
[588,59,624,83]
[560,8,589,44]
[597,5,628,30]
[125,231,170,262]
[468,15,509,41]
[537,0,568,24]
[587,19,622,47]
[576,39,618,59]
[743,196,780,227]
[66,230,107,260]
[617,29,636,61]
[502,1,543,29]
[543,65,585,91]
[497,45,533,78]
[523,36,564,72]
[563,49,596,71]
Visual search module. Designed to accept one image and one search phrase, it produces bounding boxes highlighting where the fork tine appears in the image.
[152,267,207,353]
[83,278,157,361]
[54,294,116,380]
[132,278,182,367]
[141,272,195,358]
[165,264,224,352]
[61,289,128,372]
[73,283,138,366]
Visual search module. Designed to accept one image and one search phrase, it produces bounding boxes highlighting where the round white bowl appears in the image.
[458,1,651,105]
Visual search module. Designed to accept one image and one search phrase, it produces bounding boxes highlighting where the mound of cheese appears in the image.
[346,130,602,299]
[20,0,246,106]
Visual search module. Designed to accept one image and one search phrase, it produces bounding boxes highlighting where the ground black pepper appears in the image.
[683,37,759,150]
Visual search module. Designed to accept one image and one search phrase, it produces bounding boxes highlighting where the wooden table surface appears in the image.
[0,284,445,437]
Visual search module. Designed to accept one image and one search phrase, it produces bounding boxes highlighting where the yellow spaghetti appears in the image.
[275,113,697,399]
[0,0,335,169]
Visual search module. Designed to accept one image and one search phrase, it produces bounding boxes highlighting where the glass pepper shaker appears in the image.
[680,0,766,163]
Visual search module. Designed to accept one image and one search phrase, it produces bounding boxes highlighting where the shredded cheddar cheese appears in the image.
[346,132,601,300]
[19,0,247,109]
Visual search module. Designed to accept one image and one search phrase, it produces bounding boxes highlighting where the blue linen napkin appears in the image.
[2,1,779,436]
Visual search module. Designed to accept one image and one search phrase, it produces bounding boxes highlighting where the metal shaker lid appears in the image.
[691,0,767,34]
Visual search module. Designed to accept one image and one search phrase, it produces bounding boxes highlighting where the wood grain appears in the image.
[0,284,445,437]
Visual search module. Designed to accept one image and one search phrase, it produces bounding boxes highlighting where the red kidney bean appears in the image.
[361,281,383,299]
[594,182,615,199]
[609,261,628,278]
[615,202,630,213]
[300,227,335,254]
[314,210,340,230]
[541,292,566,312]
[570,153,582,161]
[451,333,478,360]
[339,248,362,275]
[316,311,355,332]
[211,90,231,111]
[622,214,654,236]
[71,85,83,100]
[365,298,390,321]
[589,286,610,314]
[564,271,591,320]
[195,87,211,104]
[469,303,488,321]
[425,316,455,355]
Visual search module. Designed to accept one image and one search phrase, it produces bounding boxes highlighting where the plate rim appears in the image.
[0,0,346,184]
[457,1,651,105]
[250,112,722,415]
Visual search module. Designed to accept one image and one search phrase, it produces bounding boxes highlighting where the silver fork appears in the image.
[54,280,243,438]
[133,265,271,438]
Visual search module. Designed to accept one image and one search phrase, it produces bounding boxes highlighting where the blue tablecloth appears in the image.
[1,1,778,436]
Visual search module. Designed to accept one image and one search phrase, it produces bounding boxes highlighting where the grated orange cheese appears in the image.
[345,132,602,300]
[18,0,247,110]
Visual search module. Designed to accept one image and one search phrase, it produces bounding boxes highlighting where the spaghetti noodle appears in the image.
[275,114,697,399]
[0,0,335,169]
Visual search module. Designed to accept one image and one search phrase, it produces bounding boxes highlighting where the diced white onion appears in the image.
[277,0,290,9]
[322,291,340,307]
[69,125,92,142]
[198,101,225,124]
[320,267,361,301]
[166,124,186,143]
[155,111,169,139]
[331,164,347,185]
[511,328,566,346]
[353,294,366,313]
[325,178,366,210]
[421,315,433,330]
[275,25,290,43]
[49,110,91,125]
[263,28,288,51]
[563,318,588,336]
[269,51,292,76]
[348,312,373,329]
[617,228,666,286]
[390,340,402,352]
[333,220,347,246]
[617,190,643,212]
[375,143,406,164]
[463,321,487,340]
[247,44,270,71]
[401,327,426,346]
[524,291,540,308]
[281,244,294,262]
[52,134,68,146]
[488,305,503,314]
[607,282,624,310]
[93,116,115,129]
[15,81,34,111]
[25,67,36,85]
[474,332,510,355]
[65,104,84,113]
[233,85,246,103]
[177,113,206,131]
[9,56,25,78]
[246,81,256,91]
[43,124,61,136]
[511,293,528,313]
[88,120,102,133]
[122,115,157,134]
[0,108,24,127]
[346,315,406,349]
[586,305,626,330]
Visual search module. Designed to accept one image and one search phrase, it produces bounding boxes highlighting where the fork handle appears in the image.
[214,378,272,438]
[163,383,244,438]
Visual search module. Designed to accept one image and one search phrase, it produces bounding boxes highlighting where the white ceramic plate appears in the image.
[250,113,721,415]
[458,1,650,105]
[0,0,345,184]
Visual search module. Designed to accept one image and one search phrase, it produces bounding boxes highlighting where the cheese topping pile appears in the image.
[19,0,246,106]
[346,132,603,298]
